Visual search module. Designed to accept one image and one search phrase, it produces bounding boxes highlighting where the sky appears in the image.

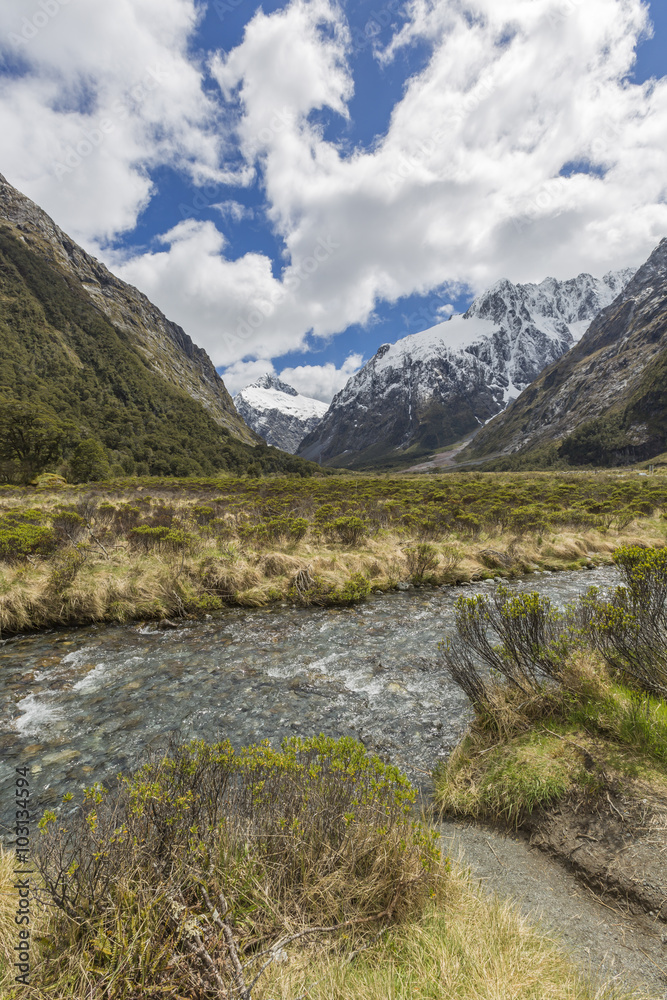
[1,0,667,402]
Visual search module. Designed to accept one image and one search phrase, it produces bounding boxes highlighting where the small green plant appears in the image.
[405,543,439,581]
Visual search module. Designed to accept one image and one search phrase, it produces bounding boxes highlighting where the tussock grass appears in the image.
[0,840,640,1000]
[2,470,667,634]
[261,870,638,1000]
[435,545,667,824]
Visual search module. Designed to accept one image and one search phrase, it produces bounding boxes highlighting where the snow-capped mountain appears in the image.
[234,375,328,454]
[466,238,667,465]
[297,269,636,467]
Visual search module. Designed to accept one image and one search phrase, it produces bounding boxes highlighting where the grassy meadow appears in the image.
[1,469,667,634]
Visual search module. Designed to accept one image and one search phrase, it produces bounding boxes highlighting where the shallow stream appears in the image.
[0,566,618,837]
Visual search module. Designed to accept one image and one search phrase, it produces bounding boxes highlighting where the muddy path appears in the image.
[439,814,667,996]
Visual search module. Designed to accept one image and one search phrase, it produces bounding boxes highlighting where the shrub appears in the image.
[0,508,56,562]
[35,737,444,997]
[51,507,86,545]
[128,524,171,551]
[47,549,86,592]
[323,516,368,546]
[583,545,667,697]
[330,572,372,603]
[405,543,439,581]
[191,504,215,526]
[439,585,567,716]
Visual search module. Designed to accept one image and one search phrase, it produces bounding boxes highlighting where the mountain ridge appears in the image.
[462,238,667,466]
[0,173,256,444]
[297,267,635,468]
[234,374,328,454]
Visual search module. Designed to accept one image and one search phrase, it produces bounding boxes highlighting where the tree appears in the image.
[69,438,111,483]
[0,396,75,483]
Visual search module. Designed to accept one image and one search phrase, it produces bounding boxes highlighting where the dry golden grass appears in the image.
[260,864,641,1000]
[1,478,666,635]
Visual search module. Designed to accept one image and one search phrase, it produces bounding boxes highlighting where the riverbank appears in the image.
[0,736,650,1000]
[2,470,667,635]
[434,545,667,976]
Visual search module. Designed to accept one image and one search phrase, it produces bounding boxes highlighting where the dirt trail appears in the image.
[439,818,667,996]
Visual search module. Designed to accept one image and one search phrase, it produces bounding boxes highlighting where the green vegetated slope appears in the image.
[0,227,320,481]
[464,238,667,470]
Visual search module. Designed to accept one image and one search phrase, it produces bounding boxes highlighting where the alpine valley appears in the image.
[298,268,635,469]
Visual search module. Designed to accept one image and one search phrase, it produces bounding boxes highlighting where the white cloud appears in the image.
[214,200,253,222]
[2,0,667,372]
[0,0,240,243]
[221,354,362,402]
[223,359,276,397]
[278,354,363,402]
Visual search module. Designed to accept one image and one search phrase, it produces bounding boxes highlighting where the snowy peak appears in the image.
[466,269,635,339]
[234,375,328,454]
[297,265,637,468]
[249,373,299,396]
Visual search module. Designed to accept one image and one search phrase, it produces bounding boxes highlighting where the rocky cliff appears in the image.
[297,269,634,468]
[464,239,667,466]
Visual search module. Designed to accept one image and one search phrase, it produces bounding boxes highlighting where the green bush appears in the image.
[323,515,368,546]
[0,508,56,562]
[583,545,667,697]
[35,737,443,997]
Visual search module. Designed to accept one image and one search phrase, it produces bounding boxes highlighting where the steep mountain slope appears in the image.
[0,205,321,482]
[464,239,667,466]
[0,173,255,444]
[297,270,633,468]
[234,375,328,453]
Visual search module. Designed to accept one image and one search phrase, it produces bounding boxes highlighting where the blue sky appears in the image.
[1,0,667,399]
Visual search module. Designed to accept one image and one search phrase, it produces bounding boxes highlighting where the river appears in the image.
[0,565,619,838]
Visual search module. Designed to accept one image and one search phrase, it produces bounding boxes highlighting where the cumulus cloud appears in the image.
[278,354,363,402]
[221,353,362,402]
[2,0,667,371]
[222,359,277,397]
[0,0,241,243]
[214,200,253,222]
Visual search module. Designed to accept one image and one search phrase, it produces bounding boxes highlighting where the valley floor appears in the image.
[1,469,667,635]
